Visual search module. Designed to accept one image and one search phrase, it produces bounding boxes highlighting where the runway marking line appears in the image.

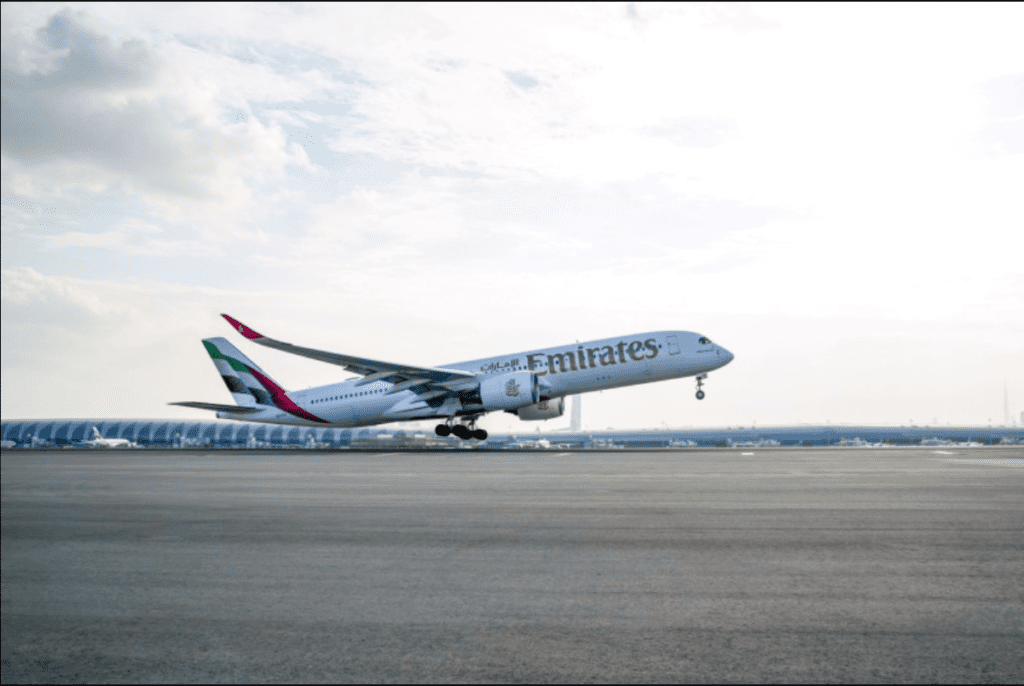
[945,458,1024,466]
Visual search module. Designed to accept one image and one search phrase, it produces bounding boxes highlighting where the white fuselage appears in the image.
[216,330,733,427]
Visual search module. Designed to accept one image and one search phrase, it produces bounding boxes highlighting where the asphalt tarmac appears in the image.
[3,446,1022,683]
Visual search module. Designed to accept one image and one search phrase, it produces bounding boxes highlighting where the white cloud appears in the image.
[1,9,302,215]
[37,216,221,256]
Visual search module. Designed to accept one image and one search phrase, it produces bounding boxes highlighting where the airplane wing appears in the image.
[221,315,478,398]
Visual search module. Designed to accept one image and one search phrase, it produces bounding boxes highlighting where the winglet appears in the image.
[221,314,264,340]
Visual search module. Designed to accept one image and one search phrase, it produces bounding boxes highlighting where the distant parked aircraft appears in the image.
[81,427,134,448]
[172,314,734,441]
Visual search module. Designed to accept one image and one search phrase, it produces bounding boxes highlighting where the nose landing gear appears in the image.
[695,373,707,400]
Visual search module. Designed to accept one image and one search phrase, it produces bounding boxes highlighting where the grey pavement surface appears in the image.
[3,447,1023,683]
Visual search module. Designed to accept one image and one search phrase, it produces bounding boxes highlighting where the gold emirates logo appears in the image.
[505,379,520,397]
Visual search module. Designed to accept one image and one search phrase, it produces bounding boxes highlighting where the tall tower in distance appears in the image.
[1005,384,1011,426]
[570,394,582,432]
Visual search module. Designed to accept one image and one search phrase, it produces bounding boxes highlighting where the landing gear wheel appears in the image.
[695,373,707,401]
[451,425,471,440]
[435,424,451,437]
[472,429,488,441]
[695,390,705,400]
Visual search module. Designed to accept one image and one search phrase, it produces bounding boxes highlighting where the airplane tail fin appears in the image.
[201,337,286,408]
[92,427,102,440]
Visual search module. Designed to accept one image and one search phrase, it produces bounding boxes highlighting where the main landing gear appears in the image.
[695,373,707,400]
[435,417,488,441]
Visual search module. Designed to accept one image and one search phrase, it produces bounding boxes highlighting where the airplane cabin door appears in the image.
[666,334,680,355]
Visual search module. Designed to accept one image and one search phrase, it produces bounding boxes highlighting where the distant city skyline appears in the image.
[2,4,1022,430]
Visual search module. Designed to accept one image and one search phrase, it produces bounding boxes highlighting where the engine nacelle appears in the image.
[513,396,565,421]
[479,371,539,411]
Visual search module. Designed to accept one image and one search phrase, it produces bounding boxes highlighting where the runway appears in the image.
[3,447,1022,683]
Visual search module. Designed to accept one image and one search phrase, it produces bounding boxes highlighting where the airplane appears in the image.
[81,427,134,448]
[171,314,735,441]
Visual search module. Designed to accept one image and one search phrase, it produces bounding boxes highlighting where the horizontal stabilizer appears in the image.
[169,401,259,413]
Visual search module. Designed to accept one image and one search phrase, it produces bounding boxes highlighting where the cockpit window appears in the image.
[698,336,711,345]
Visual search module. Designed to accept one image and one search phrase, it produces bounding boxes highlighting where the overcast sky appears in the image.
[2,3,1022,431]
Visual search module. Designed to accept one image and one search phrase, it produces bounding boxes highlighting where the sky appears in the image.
[2,2,1022,431]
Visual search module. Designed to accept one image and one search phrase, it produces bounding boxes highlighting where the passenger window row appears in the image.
[312,388,384,403]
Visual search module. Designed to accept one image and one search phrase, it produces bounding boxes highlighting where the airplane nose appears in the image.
[719,347,734,364]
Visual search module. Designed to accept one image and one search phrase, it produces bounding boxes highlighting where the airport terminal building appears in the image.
[3,418,1022,449]
[1,419,354,448]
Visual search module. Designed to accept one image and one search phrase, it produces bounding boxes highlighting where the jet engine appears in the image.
[512,396,565,420]
[479,371,539,411]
